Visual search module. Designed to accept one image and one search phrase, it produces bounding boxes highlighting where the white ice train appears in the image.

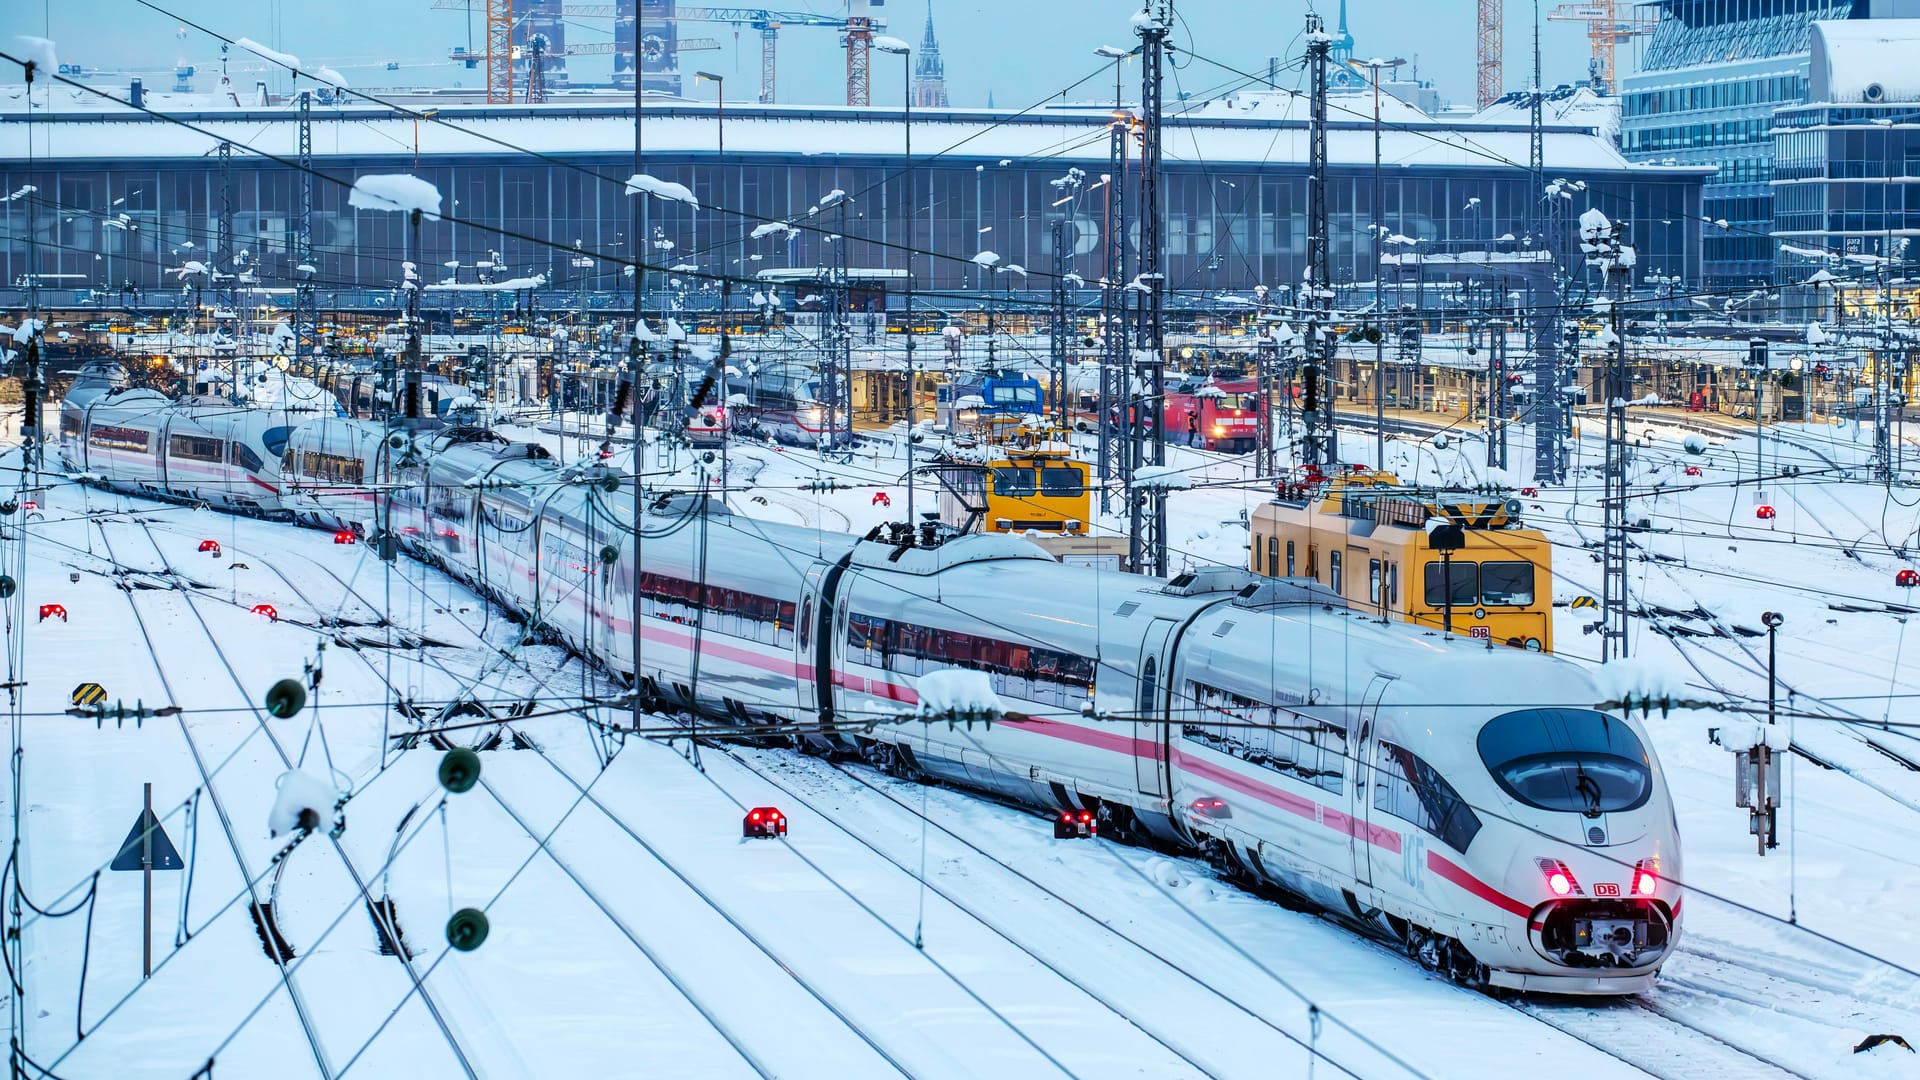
[60,378,303,515]
[60,396,1683,995]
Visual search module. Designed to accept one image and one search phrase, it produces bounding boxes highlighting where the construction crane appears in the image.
[434,1,865,104]
[843,0,875,106]
[1477,0,1501,110]
[676,7,856,104]
[1548,0,1655,94]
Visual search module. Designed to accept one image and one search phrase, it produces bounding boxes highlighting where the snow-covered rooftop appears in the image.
[1806,19,1920,105]
[0,86,1700,177]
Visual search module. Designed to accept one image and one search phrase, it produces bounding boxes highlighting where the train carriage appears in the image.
[61,381,296,514]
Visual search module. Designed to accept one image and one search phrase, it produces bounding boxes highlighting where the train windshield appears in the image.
[1039,467,1085,497]
[1477,709,1651,816]
[988,383,1040,407]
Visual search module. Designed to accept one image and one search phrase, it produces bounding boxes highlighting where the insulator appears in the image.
[265,678,307,719]
[611,379,632,418]
[445,907,490,951]
[438,746,481,794]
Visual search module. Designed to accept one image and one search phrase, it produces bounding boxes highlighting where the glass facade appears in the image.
[1772,102,1920,276]
[0,114,1703,302]
[1620,0,1858,285]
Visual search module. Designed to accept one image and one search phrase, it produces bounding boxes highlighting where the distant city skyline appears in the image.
[32,1,1601,113]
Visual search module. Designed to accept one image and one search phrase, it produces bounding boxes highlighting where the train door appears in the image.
[796,555,852,721]
[1347,673,1396,887]
[1134,618,1178,797]
[156,413,174,496]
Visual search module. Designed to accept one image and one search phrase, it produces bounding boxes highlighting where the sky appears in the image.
[29,1,1604,112]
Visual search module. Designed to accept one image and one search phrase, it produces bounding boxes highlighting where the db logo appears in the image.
[1593,882,1621,897]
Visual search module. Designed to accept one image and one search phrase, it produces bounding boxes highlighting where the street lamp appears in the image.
[875,35,915,524]
[1364,56,1406,473]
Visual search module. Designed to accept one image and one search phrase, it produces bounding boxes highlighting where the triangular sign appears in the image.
[110,809,183,871]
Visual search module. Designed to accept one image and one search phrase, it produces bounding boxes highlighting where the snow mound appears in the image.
[1682,434,1709,455]
[313,65,349,89]
[971,250,1001,268]
[349,174,443,220]
[626,173,699,208]
[268,769,340,837]
[914,669,1003,721]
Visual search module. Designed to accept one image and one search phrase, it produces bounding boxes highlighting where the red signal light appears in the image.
[1684,466,1702,477]
[1899,569,1920,588]
[38,603,67,622]
[333,531,357,545]
[252,604,278,620]
[198,539,221,554]
[22,500,36,510]
[1190,797,1232,819]
[743,806,786,839]
[1755,505,1776,520]
[1520,486,1538,497]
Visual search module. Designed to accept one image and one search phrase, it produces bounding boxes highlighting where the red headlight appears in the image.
[1633,859,1659,896]
[1535,857,1582,897]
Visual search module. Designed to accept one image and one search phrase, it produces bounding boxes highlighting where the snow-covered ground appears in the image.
[7,408,1920,1078]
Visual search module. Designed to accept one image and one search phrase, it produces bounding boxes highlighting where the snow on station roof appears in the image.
[0,84,1706,178]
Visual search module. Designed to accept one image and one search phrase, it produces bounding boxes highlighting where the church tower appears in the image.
[912,4,951,108]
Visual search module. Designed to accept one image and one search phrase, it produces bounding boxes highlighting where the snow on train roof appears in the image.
[0,88,1704,176]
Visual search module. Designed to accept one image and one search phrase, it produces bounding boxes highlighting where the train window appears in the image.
[1369,559,1383,605]
[1266,536,1278,577]
[61,414,80,439]
[991,467,1037,497]
[799,597,812,650]
[1306,546,1317,578]
[1477,709,1652,816]
[88,425,151,452]
[1286,540,1295,577]
[1480,562,1535,606]
[1038,467,1085,498]
[1373,742,1482,853]
[169,434,224,462]
[1329,551,1343,595]
[1423,561,1478,608]
[1138,657,1158,719]
[262,426,293,456]
[232,442,265,473]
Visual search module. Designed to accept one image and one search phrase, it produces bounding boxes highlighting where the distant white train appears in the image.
[60,387,1683,995]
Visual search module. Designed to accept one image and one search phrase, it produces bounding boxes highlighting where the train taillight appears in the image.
[1053,808,1096,839]
[743,807,787,839]
[1633,860,1659,896]
[1535,857,1582,897]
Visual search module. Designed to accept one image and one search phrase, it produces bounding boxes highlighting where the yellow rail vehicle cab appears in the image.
[1249,471,1554,653]
[938,425,1094,536]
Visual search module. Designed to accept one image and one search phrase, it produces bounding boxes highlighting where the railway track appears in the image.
[84,511,479,1078]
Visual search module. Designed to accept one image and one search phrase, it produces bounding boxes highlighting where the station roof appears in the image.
[0,83,1708,178]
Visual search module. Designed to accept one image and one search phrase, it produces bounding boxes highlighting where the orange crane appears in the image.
[1477,0,1501,110]
[1547,0,1655,94]
[843,0,875,106]
[486,0,513,103]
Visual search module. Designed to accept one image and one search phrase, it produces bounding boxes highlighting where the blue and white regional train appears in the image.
[57,382,1682,995]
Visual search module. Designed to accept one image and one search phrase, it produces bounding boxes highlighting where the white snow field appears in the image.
[6,407,1920,1078]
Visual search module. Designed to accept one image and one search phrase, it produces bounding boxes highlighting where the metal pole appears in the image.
[903,50,916,525]
[142,781,153,979]
[1441,549,1454,638]
[1372,61,1385,471]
